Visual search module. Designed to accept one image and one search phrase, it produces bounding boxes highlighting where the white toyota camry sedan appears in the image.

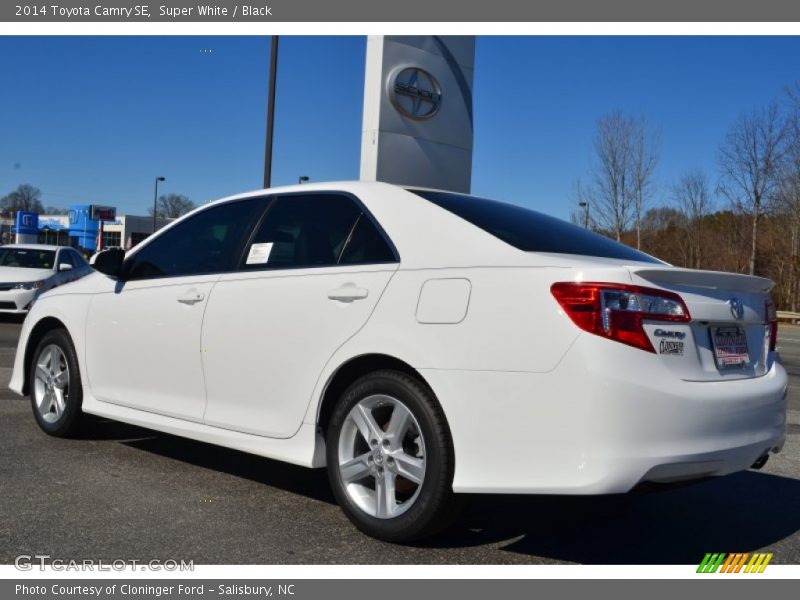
[0,244,91,314]
[9,181,787,542]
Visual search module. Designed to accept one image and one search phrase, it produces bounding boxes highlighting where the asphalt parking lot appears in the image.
[1,316,799,565]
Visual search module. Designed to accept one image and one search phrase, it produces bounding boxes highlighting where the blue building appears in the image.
[67,204,100,251]
[7,205,170,251]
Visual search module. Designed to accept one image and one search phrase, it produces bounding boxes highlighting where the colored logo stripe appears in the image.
[745,553,773,573]
[697,552,773,573]
[697,553,726,573]
[724,553,748,573]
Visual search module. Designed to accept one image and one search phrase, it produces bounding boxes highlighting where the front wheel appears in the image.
[29,329,86,437]
[326,370,458,542]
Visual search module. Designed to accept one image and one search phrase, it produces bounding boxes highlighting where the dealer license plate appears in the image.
[712,326,750,369]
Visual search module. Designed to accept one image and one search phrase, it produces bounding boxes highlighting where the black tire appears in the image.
[326,369,459,543]
[29,328,87,437]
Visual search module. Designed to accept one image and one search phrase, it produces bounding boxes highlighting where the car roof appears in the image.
[209,180,456,204]
[129,180,574,270]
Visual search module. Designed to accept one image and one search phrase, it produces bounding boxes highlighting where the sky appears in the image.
[1,35,799,220]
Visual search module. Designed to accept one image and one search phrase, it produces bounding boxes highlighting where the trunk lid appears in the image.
[630,266,774,381]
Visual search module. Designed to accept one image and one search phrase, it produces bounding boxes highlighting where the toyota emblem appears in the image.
[728,297,745,320]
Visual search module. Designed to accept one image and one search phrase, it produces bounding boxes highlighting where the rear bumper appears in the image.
[421,333,787,494]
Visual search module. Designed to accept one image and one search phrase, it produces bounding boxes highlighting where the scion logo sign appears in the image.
[389,67,442,120]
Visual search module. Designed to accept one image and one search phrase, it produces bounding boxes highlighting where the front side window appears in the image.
[125,198,263,280]
[71,249,87,265]
[57,249,75,269]
[243,194,363,269]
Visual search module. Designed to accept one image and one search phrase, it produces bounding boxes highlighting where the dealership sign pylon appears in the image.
[360,36,475,193]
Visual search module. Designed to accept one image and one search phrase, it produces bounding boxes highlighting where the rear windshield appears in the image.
[0,248,56,269]
[412,190,661,264]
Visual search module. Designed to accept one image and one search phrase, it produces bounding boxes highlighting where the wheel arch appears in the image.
[315,353,440,437]
[21,316,70,395]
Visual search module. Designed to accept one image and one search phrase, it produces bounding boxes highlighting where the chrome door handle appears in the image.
[327,285,369,303]
[177,290,205,305]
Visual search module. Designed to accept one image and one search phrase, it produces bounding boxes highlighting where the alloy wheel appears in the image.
[33,344,70,424]
[337,394,426,519]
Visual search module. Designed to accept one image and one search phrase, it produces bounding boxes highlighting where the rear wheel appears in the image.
[29,329,86,437]
[326,370,458,542]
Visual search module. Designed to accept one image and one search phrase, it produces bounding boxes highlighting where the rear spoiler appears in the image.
[630,267,774,294]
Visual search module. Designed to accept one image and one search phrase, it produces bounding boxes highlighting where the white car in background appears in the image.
[0,244,91,314]
[8,182,788,542]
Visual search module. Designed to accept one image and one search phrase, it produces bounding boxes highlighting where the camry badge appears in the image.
[653,329,686,340]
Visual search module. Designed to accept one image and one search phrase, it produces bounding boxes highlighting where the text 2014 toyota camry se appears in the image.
[9,181,787,542]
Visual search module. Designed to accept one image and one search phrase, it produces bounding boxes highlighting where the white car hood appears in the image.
[0,266,52,283]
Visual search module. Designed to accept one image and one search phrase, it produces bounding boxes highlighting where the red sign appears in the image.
[90,205,116,221]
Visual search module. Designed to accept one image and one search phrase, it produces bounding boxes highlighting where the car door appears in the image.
[201,192,399,438]
[84,198,265,421]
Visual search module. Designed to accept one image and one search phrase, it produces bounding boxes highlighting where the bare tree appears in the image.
[0,184,44,216]
[778,86,800,309]
[628,116,660,250]
[672,170,713,269]
[149,193,196,219]
[787,81,800,110]
[718,103,787,275]
[640,205,690,264]
[587,111,634,241]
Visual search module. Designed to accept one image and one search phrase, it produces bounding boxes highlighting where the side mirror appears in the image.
[58,263,73,272]
[91,248,126,278]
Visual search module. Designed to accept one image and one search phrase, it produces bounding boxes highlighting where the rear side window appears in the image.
[245,194,361,269]
[339,215,396,265]
[412,190,661,264]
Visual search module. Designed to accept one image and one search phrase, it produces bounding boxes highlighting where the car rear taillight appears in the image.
[550,282,691,353]
[765,298,778,352]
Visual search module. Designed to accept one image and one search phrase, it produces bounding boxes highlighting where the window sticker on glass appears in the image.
[246,242,273,265]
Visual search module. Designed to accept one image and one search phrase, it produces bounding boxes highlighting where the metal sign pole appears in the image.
[263,35,279,189]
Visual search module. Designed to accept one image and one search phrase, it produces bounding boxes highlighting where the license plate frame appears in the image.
[711,326,750,370]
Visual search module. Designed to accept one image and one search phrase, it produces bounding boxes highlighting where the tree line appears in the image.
[572,82,800,311]
[0,184,196,220]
